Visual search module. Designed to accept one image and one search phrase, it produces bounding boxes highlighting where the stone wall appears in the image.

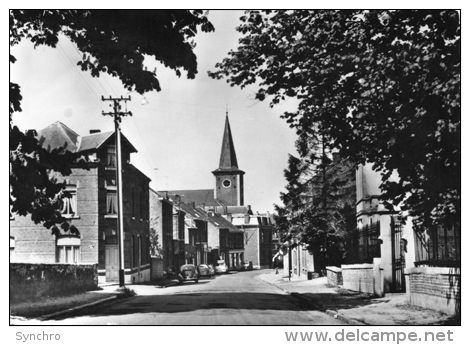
[10,263,98,301]
[405,267,460,316]
[326,266,343,286]
[342,263,375,294]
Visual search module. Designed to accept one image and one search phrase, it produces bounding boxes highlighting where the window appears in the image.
[139,189,143,219]
[107,191,117,215]
[61,185,77,217]
[107,147,116,167]
[56,246,80,263]
[131,187,135,218]
[222,179,231,188]
[56,236,81,264]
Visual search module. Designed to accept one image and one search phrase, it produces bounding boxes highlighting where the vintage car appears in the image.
[178,264,199,284]
[198,264,214,278]
[215,260,229,274]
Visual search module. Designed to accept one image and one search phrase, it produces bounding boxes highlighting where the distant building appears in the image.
[10,122,151,284]
[161,114,275,269]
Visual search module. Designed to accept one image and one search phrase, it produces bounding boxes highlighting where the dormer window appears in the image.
[107,146,116,168]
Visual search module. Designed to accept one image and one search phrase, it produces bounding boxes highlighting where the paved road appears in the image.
[34,270,344,325]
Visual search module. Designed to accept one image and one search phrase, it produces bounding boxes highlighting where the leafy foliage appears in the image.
[275,141,356,273]
[210,10,460,228]
[10,10,214,228]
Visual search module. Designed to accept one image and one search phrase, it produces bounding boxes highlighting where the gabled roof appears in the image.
[160,189,222,207]
[78,131,137,153]
[197,208,243,233]
[36,121,80,152]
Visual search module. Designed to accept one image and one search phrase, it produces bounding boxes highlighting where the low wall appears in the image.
[10,263,98,301]
[151,257,164,280]
[326,266,343,286]
[405,267,460,316]
[342,263,375,294]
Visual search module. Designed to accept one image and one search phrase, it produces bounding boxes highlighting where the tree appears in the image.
[275,138,356,273]
[10,10,214,228]
[210,10,460,228]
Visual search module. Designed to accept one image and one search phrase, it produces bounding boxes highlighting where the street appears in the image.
[33,270,344,325]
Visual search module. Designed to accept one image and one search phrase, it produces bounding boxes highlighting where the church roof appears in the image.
[218,114,239,170]
[36,121,80,152]
[160,189,222,207]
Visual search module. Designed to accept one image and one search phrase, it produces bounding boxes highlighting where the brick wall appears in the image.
[405,267,460,316]
[326,266,343,286]
[10,167,99,264]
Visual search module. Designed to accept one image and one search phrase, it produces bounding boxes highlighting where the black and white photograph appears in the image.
[9,7,462,342]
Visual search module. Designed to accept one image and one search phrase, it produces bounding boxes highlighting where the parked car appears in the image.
[243,261,253,271]
[198,264,214,278]
[215,260,229,274]
[178,264,199,284]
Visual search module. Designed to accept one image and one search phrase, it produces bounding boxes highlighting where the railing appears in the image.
[413,221,460,268]
[345,221,381,264]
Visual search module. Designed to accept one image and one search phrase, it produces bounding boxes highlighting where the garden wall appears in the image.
[326,266,343,286]
[405,267,460,316]
[10,263,98,301]
[341,259,383,296]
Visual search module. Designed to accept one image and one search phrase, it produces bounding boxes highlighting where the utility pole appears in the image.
[102,95,132,287]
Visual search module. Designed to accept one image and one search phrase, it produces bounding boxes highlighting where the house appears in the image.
[201,209,244,269]
[149,189,174,274]
[231,212,274,269]
[10,121,151,284]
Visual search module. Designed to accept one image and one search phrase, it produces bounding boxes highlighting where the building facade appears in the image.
[10,122,151,284]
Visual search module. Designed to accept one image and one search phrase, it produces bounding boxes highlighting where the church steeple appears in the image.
[219,113,239,169]
[212,112,245,206]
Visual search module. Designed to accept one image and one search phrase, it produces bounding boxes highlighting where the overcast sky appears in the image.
[10,10,300,213]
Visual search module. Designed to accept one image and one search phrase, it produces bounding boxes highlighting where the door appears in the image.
[106,245,119,282]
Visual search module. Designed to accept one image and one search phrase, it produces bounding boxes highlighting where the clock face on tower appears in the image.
[222,179,231,188]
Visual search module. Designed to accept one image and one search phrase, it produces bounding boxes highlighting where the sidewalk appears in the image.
[258,270,458,326]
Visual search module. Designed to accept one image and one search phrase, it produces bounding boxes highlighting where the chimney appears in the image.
[89,129,101,134]
[244,214,250,224]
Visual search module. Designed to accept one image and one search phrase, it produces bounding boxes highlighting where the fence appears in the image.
[413,221,460,267]
[345,221,381,264]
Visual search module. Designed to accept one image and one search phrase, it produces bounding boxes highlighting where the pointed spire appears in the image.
[218,113,239,169]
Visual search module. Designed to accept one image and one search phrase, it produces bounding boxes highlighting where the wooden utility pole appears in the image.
[102,96,132,287]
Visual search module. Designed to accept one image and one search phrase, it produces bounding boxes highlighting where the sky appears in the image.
[10,10,300,213]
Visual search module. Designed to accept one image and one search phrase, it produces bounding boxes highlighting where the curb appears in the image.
[38,295,118,321]
[259,275,366,326]
[291,293,365,326]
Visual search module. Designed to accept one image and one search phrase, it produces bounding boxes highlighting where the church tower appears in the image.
[212,114,245,206]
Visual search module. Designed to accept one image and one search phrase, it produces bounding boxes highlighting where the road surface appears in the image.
[20,270,344,325]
